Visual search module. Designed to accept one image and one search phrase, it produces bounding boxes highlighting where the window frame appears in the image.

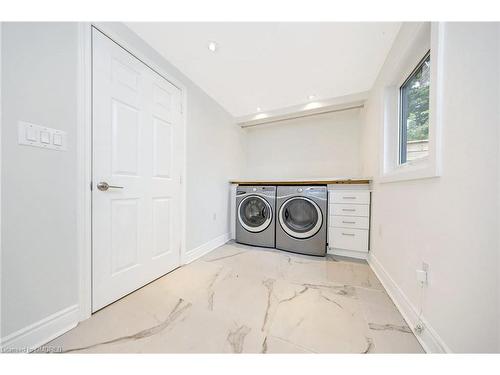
[379,22,443,184]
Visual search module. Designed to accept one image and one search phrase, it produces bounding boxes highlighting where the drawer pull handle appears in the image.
[342,196,356,199]
[342,208,356,212]
[342,232,355,236]
[342,221,356,224]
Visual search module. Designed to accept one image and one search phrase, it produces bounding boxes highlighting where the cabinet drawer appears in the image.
[330,203,369,217]
[329,190,370,205]
[330,215,369,229]
[329,228,369,252]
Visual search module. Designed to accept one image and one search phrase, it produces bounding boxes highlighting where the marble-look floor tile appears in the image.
[150,260,230,311]
[75,303,265,353]
[44,242,423,353]
[266,285,369,353]
[262,335,313,353]
[355,287,424,353]
[284,254,384,290]
[357,288,409,327]
[201,242,251,263]
[202,244,291,281]
[365,328,424,353]
[48,291,190,353]
[209,270,285,331]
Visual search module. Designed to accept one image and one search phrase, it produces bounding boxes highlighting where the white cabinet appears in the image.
[330,203,370,217]
[327,186,371,259]
[329,228,369,252]
[329,190,370,204]
[330,215,369,229]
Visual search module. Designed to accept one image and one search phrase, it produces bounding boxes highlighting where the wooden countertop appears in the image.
[229,178,371,185]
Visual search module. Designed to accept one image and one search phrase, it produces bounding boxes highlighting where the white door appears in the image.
[92,29,183,311]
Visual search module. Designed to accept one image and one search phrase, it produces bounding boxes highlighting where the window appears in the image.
[380,22,441,183]
[399,52,431,164]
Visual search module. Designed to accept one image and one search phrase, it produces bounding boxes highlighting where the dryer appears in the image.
[276,185,327,256]
[235,185,276,248]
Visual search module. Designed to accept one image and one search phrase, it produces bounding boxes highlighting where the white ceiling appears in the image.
[126,22,401,118]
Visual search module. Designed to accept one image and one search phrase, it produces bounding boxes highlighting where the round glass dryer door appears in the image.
[279,197,323,239]
[238,195,272,233]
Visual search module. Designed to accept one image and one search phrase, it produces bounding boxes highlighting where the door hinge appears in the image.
[179,175,183,185]
[90,181,93,191]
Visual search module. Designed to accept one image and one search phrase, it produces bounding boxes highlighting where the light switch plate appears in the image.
[53,133,63,146]
[40,131,51,144]
[18,121,67,151]
[26,127,38,142]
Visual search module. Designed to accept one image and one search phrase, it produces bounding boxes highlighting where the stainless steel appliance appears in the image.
[275,185,327,256]
[235,185,276,248]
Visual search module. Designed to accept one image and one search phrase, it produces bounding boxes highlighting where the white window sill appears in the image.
[379,161,440,184]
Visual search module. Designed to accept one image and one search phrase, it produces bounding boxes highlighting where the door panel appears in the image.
[111,100,140,176]
[92,28,183,311]
[111,58,139,90]
[154,84,172,110]
[152,118,172,178]
[152,197,172,258]
[111,199,140,274]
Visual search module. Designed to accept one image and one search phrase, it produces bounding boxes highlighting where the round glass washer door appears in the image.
[238,195,272,233]
[279,197,323,239]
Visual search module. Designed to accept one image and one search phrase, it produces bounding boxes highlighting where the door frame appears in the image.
[77,23,188,321]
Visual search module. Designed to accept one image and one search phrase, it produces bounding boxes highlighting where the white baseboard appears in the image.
[367,254,451,353]
[184,232,231,264]
[328,248,368,260]
[0,304,79,353]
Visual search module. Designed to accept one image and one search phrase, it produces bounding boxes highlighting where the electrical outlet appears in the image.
[212,213,217,221]
[416,269,427,285]
[419,262,429,285]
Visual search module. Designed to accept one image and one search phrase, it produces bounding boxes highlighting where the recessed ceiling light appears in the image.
[256,107,261,112]
[208,41,218,52]
[308,95,316,100]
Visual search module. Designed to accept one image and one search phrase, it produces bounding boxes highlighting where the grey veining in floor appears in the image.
[44,242,424,353]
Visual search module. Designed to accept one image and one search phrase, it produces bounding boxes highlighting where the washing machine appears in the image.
[276,185,327,256]
[235,185,276,248]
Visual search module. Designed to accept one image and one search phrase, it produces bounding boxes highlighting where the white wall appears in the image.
[1,22,244,347]
[1,23,80,341]
[244,109,362,179]
[361,22,500,352]
[185,83,246,250]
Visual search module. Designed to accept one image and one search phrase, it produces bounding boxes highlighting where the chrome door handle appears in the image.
[97,181,124,191]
